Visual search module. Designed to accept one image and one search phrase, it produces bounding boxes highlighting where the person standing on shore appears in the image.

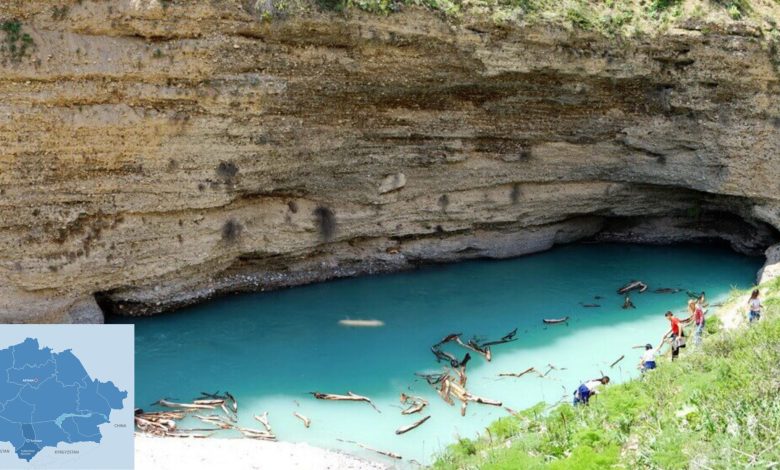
[692,299,706,345]
[748,289,762,323]
[660,311,688,360]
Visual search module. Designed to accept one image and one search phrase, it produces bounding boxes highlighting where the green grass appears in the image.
[433,281,780,469]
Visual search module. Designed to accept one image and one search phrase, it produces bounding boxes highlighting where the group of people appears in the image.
[573,288,764,406]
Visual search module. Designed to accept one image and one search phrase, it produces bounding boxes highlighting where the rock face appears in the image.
[1,1,780,322]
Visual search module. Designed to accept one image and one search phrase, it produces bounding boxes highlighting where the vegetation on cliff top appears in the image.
[316,0,780,38]
[432,277,780,469]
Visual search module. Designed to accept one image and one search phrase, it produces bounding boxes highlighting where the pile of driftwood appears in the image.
[420,328,518,416]
[135,391,276,441]
[430,329,517,365]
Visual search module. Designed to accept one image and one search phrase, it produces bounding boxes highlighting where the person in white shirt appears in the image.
[748,289,762,323]
[639,343,657,372]
[573,376,610,405]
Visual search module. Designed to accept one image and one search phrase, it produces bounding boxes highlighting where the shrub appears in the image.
[1,20,34,62]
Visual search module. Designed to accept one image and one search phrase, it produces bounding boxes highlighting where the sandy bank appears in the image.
[135,435,391,470]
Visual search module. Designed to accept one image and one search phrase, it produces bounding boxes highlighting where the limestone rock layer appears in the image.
[1,1,779,321]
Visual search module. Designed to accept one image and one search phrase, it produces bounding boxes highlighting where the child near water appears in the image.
[573,376,610,405]
[748,289,762,323]
[639,344,657,372]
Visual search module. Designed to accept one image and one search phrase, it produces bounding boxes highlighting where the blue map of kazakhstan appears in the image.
[0,338,126,462]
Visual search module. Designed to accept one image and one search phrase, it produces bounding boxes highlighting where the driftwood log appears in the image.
[226,392,238,413]
[193,414,235,430]
[395,415,431,435]
[610,355,625,368]
[254,412,272,433]
[499,367,536,378]
[310,391,381,413]
[453,337,491,361]
[337,439,402,460]
[153,399,216,410]
[399,394,428,415]
[237,426,276,441]
[294,412,311,428]
[192,399,225,406]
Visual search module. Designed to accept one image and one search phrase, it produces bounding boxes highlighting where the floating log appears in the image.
[192,399,224,406]
[254,412,272,433]
[542,363,567,377]
[481,328,519,347]
[193,414,234,430]
[395,415,431,435]
[431,346,460,368]
[499,367,536,378]
[448,379,502,407]
[237,426,276,441]
[610,355,625,368]
[459,352,472,368]
[152,399,216,410]
[399,394,428,415]
[453,337,491,361]
[294,412,311,428]
[310,391,381,413]
[137,411,186,421]
[337,439,402,460]
[220,403,237,421]
[437,377,454,405]
[543,317,569,324]
[469,395,502,407]
[135,417,172,433]
[415,372,446,385]
[338,319,385,327]
[618,281,647,295]
[434,332,462,347]
[654,288,681,294]
[226,392,238,413]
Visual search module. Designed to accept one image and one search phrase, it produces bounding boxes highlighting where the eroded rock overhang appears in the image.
[1,4,779,321]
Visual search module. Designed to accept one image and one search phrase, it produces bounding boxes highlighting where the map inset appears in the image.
[0,338,127,462]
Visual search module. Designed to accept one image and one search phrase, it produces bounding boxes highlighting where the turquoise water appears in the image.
[115,243,761,465]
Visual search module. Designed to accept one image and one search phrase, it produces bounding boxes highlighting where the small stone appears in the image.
[378,173,406,194]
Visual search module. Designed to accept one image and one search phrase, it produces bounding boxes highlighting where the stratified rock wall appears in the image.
[1,1,779,321]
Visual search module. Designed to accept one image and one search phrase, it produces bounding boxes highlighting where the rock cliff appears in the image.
[1,1,780,322]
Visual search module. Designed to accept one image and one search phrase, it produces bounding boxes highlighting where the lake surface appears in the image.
[114,243,761,465]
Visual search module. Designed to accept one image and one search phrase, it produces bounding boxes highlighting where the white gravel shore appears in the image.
[135,435,392,470]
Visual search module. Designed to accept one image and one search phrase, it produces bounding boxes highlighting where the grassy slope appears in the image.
[332,0,780,40]
[432,277,780,469]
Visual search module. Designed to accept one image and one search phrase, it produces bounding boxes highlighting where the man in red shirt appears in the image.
[661,311,689,360]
